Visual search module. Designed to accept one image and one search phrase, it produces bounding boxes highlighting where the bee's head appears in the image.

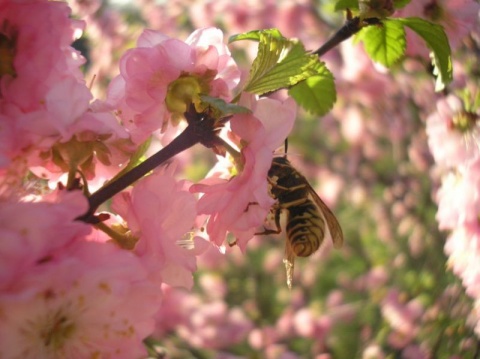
[269,156,293,181]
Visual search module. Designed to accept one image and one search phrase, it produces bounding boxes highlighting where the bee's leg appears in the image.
[225,202,261,247]
[244,201,258,212]
[256,208,282,235]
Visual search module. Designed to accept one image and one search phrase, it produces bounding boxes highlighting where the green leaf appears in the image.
[335,0,359,11]
[200,95,251,116]
[288,62,336,116]
[229,29,322,96]
[356,18,406,67]
[335,0,410,13]
[229,28,283,43]
[399,17,452,91]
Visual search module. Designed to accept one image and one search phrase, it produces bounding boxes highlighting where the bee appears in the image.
[259,155,344,288]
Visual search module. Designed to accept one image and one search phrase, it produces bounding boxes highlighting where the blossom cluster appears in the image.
[426,91,480,334]
[0,0,296,357]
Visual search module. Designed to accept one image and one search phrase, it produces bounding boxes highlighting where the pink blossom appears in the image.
[0,182,159,358]
[248,326,279,349]
[275,1,331,51]
[426,95,480,169]
[0,190,90,290]
[177,300,253,349]
[190,95,296,250]
[293,308,317,337]
[69,0,102,17]
[275,308,296,339]
[315,168,344,207]
[265,345,302,359]
[0,1,85,103]
[363,344,386,359]
[0,0,129,182]
[29,105,131,191]
[185,27,241,92]
[153,284,193,337]
[217,1,278,36]
[381,289,423,348]
[0,240,161,359]
[353,266,390,291]
[335,40,392,110]
[292,307,332,340]
[136,0,192,38]
[112,168,202,289]
[155,276,260,342]
[445,223,480,299]
[401,344,430,359]
[76,4,129,99]
[198,273,228,300]
[18,77,92,140]
[263,248,284,273]
[196,239,230,269]
[341,106,367,145]
[436,159,480,230]
[188,0,230,30]
[107,27,240,144]
[0,1,87,150]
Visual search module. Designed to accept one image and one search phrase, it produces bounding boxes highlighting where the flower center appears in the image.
[40,309,76,350]
[165,75,204,114]
[452,111,478,133]
[165,71,217,120]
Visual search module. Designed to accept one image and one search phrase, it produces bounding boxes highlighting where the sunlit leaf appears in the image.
[399,17,452,91]
[356,18,406,67]
[229,28,284,43]
[229,29,322,96]
[288,62,336,116]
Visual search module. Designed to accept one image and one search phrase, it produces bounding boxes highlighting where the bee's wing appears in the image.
[283,240,296,289]
[307,184,344,249]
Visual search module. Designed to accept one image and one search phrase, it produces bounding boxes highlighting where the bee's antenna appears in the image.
[284,138,289,157]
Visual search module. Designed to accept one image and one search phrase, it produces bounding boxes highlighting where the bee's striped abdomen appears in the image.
[286,199,325,257]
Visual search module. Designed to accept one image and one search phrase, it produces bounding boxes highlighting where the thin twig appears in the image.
[313,16,381,58]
